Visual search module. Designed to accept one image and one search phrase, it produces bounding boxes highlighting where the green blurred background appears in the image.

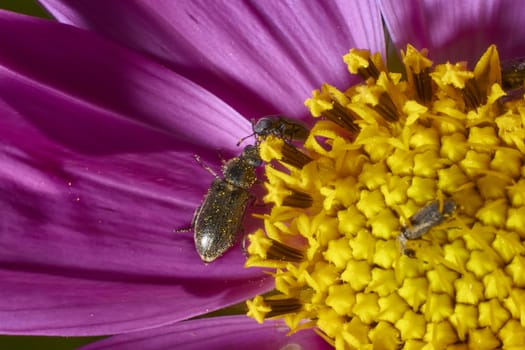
[0,1,100,348]
[0,0,49,18]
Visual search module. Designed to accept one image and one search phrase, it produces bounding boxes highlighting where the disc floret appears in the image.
[246,45,525,349]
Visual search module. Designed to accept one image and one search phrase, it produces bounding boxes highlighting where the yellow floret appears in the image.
[246,45,525,349]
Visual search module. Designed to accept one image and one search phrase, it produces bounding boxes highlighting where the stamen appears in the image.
[321,100,360,133]
[265,239,304,262]
[246,229,305,265]
[258,137,313,169]
[413,67,433,103]
[373,92,400,122]
[264,297,303,318]
[462,78,485,110]
[280,142,313,169]
[357,57,380,80]
[282,190,313,208]
[402,45,434,104]
[344,49,383,81]
[247,295,303,322]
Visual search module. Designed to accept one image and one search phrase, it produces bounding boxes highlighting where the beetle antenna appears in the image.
[236,132,255,146]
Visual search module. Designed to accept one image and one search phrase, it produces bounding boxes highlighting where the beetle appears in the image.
[192,145,261,262]
[237,115,310,145]
[398,199,456,256]
[501,57,525,90]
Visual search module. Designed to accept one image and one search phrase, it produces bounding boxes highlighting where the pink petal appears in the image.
[40,0,385,120]
[0,86,273,336]
[0,9,251,152]
[0,11,271,335]
[1,269,272,336]
[79,316,332,350]
[380,0,525,63]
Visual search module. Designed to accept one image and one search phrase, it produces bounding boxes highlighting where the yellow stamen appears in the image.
[344,48,384,80]
[259,136,313,169]
[402,45,434,104]
[246,44,525,349]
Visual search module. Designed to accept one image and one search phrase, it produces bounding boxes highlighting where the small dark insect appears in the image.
[192,145,261,263]
[398,199,456,256]
[501,57,525,90]
[237,115,310,145]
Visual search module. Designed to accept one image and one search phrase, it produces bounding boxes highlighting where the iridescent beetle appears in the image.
[237,115,310,145]
[501,57,525,90]
[398,199,456,256]
[192,145,261,262]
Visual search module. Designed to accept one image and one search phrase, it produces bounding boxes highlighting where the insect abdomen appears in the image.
[193,179,250,262]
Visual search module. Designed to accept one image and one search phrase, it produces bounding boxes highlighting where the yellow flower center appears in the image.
[245,44,525,349]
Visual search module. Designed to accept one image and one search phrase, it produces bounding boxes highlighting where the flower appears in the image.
[247,44,525,349]
[1,1,524,349]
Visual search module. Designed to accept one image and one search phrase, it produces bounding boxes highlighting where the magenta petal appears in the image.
[1,270,272,336]
[380,0,525,63]
[40,0,384,120]
[0,94,273,335]
[0,12,272,335]
[0,92,273,335]
[0,10,251,151]
[78,316,332,350]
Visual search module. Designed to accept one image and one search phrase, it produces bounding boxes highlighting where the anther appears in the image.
[413,67,433,103]
[357,58,380,80]
[280,142,313,169]
[264,297,303,319]
[265,239,304,262]
[321,100,360,133]
[462,78,485,110]
[282,190,313,208]
[373,92,400,122]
